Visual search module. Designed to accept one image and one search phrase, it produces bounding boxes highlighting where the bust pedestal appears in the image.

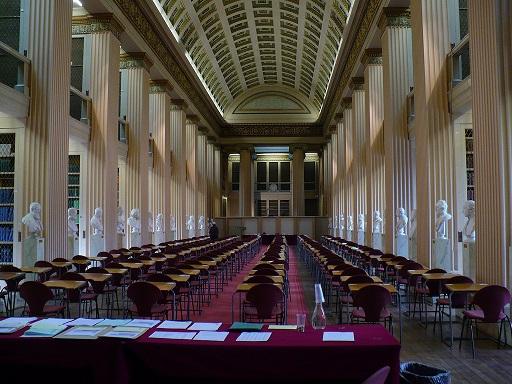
[23,235,44,267]
[357,231,365,245]
[396,234,409,257]
[117,234,125,249]
[170,230,177,241]
[432,238,452,271]
[67,236,78,259]
[372,233,383,251]
[154,230,165,245]
[130,232,141,248]
[188,229,195,239]
[90,233,104,257]
[463,241,476,280]
[408,236,417,261]
[198,228,205,237]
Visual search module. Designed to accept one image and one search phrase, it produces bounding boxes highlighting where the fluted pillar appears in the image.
[363,49,385,245]
[469,0,512,285]
[336,116,346,238]
[239,147,253,216]
[22,0,72,262]
[78,15,122,253]
[342,99,354,232]
[121,53,151,245]
[184,117,198,236]
[411,1,456,267]
[291,146,305,216]
[169,101,186,239]
[351,78,367,243]
[213,146,222,217]
[331,131,339,235]
[324,142,332,223]
[380,7,414,253]
[196,128,207,228]
[206,141,215,219]
[149,81,172,240]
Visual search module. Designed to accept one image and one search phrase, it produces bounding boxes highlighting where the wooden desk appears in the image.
[118,262,144,269]
[249,269,285,277]
[88,256,108,262]
[50,261,73,268]
[140,260,156,267]
[235,282,282,292]
[243,275,283,284]
[72,259,91,266]
[165,274,190,283]
[188,264,210,270]
[148,281,176,292]
[197,260,217,266]
[150,256,167,262]
[44,280,87,290]
[178,269,201,276]
[339,275,382,283]
[20,266,52,274]
[104,268,129,276]
[407,269,429,276]
[0,272,25,281]
[79,273,111,282]
[422,273,459,281]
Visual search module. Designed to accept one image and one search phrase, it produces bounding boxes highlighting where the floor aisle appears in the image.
[285,245,308,323]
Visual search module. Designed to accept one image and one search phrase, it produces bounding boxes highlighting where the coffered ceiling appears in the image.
[156,0,353,119]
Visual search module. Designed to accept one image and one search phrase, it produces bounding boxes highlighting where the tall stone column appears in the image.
[22,0,72,262]
[331,131,339,235]
[292,146,305,216]
[325,141,332,223]
[363,49,385,246]
[213,146,222,217]
[411,1,456,267]
[351,78,367,243]
[469,0,512,285]
[185,117,198,236]
[149,80,172,241]
[336,115,346,238]
[206,141,215,219]
[169,100,186,239]
[380,7,414,254]
[239,147,253,216]
[121,53,151,245]
[196,128,207,231]
[342,99,354,233]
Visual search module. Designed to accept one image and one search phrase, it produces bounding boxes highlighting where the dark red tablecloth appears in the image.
[0,323,399,384]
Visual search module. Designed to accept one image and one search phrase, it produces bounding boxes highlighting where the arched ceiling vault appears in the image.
[158,0,353,118]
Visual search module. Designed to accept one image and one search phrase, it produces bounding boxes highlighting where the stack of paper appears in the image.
[0,317,37,333]
[236,332,272,342]
[188,322,222,331]
[65,318,104,326]
[322,332,355,342]
[149,331,197,340]
[267,324,297,330]
[95,319,132,327]
[30,318,73,327]
[157,320,192,330]
[55,326,109,339]
[229,322,264,331]
[100,326,148,339]
[193,331,229,341]
[124,319,161,328]
[22,325,68,337]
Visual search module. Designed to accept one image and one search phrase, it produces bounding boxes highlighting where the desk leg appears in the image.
[449,292,454,348]
[398,292,402,343]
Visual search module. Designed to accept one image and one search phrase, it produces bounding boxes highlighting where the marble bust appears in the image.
[117,207,125,235]
[186,215,195,232]
[339,213,345,231]
[435,200,452,239]
[170,215,176,231]
[348,215,354,231]
[462,200,475,242]
[22,202,43,237]
[148,211,154,233]
[198,216,205,230]
[373,210,383,234]
[409,209,417,240]
[396,208,408,236]
[155,213,164,232]
[357,213,365,232]
[90,207,104,236]
[333,214,338,230]
[127,208,141,233]
[67,208,78,238]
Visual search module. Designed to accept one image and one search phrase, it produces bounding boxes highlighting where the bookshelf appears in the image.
[68,154,80,211]
[0,133,15,264]
[465,128,474,200]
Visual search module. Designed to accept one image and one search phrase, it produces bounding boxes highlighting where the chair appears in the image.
[351,285,393,333]
[338,274,375,323]
[52,257,72,277]
[0,265,24,315]
[72,255,90,273]
[253,268,280,276]
[19,281,65,317]
[127,281,167,319]
[253,263,276,270]
[35,260,55,281]
[435,275,473,337]
[459,285,512,358]
[243,284,285,324]
[245,276,274,284]
[361,366,391,384]
[61,272,99,318]
[86,266,118,316]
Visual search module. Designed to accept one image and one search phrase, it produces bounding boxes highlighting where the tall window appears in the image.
[231,161,240,191]
[255,160,291,191]
[304,161,316,191]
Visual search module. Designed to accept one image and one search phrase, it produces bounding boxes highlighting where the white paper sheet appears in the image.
[149,331,197,340]
[65,318,105,326]
[101,327,147,339]
[95,319,132,327]
[0,317,38,328]
[65,327,107,337]
[193,331,229,341]
[188,322,222,331]
[0,327,18,334]
[322,332,355,342]
[267,325,297,330]
[157,320,193,330]
[30,318,74,327]
[22,325,67,337]
[124,319,161,328]
[236,332,272,342]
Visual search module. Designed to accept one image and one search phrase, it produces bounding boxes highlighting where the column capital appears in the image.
[170,99,187,111]
[149,80,172,96]
[290,145,307,153]
[361,48,383,67]
[186,114,200,124]
[72,13,124,39]
[120,52,153,72]
[342,97,352,110]
[335,112,344,123]
[378,7,411,31]
[197,126,209,135]
[206,136,217,145]
[349,77,365,91]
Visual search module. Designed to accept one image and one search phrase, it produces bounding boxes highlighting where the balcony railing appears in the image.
[450,35,470,86]
[256,182,291,192]
[118,118,128,144]
[0,41,30,96]
[69,86,91,125]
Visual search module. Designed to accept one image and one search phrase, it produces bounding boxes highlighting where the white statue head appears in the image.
[68,208,77,220]
[130,208,140,219]
[373,210,382,220]
[30,202,41,219]
[396,207,406,217]
[463,200,475,218]
[435,200,448,216]
[94,207,103,218]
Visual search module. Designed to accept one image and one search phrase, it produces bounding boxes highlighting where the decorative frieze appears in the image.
[362,48,383,67]
[72,13,124,39]
[378,7,411,30]
[224,124,323,137]
[350,77,365,91]
[120,52,153,72]
[149,80,172,96]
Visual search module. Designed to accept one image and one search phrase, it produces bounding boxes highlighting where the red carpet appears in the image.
[193,245,308,325]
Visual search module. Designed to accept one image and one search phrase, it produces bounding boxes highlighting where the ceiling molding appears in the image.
[223,123,323,137]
